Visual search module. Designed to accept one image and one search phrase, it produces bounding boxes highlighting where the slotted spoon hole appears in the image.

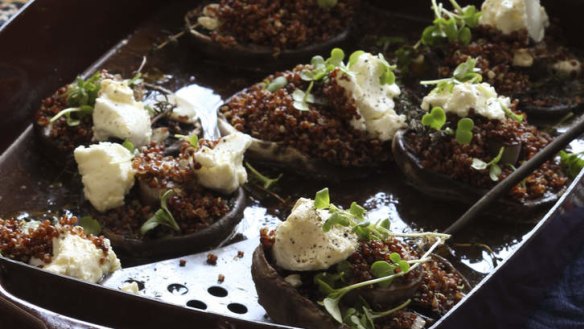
[207,286,228,297]
[227,303,248,314]
[167,283,189,295]
[186,300,207,310]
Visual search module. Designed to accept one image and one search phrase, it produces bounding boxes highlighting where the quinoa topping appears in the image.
[200,0,359,54]
[95,140,230,238]
[221,66,391,167]
[0,216,110,265]
[435,26,582,109]
[405,111,567,201]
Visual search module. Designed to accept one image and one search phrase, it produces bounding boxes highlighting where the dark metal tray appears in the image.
[1,0,584,328]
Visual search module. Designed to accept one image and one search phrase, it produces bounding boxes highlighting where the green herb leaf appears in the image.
[122,139,135,153]
[266,76,288,92]
[349,202,366,221]
[314,188,330,209]
[471,158,488,170]
[78,216,101,236]
[421,107,447,131]
[348,50,365,67]
[559,150,584,179]
[420,0,480,46]
[140,190,181,235]
[455,118,474,145]
[489,164,502,181]
[245,162,283,190]
[500,100,524,122]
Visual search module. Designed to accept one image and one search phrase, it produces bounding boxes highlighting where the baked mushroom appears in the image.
[392,58,568,218]
[184,0,358,68]
[397,0,584,118]
[252,188,468,329]
[0,215,121,283]
[220,49,415,180]
[73,133,251,260]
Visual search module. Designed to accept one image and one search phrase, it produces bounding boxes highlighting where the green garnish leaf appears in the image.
[471,147,506,181]
[389,252,401,263]
[421,106,447,131]
[559,150,584,179]
[348,50,365,67]
[455,117,474,145]
[314,188,331,209]
[66,71,102,108]
[420,0,480,46]
[78,216,101,236]
[122,139,135,153]
[471,158,488,170]
[140,190,181,235]
[489,164,503,181]
[453,57,482,83]
[349,202,366,221]
[326,48,345,69]
[245,162,282,190]
[500,100,524,122]
[266,76,288,92]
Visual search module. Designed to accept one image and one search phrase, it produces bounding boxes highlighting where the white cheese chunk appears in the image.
[552,59,582,78]
[421,82,511,121]
[512,49,534,67]
[120,281,141,294]
[74,142,135,212]
[336,52,407,141]
[479,0,549,42]
[31,232,121,283]
[194,132,252,194]
[93,79,152,147]
[272,198,358,271]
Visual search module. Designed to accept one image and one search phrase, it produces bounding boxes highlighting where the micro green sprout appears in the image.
[78,216,101,236]
[175,134,199,149]
[471,146,506,181]
[321,236,447,323]
[421,107,447,131]
[421,58,482,93]
[455,118,474,145]
[266,76,288,92]
[343,299,411,329]
[140,190,181,235]
[559,150,584,179]
[499,100,524,123]
[245,162,283,190]
[421,0,481,47]
[122,139,136,153]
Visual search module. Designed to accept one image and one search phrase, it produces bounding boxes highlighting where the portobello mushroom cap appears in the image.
[392,129,560,219]
[218,116,384,181]
[103,187,246,261]
[252,246,468,329]
[184,6,350,70]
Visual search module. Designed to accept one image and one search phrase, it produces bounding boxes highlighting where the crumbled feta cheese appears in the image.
[512,48,534,67]
[74,142,135,212]
[93,79,152,147]
[120,281,141,294]
[421,82,511,121]
[479,0,549,42]
[284,274,303,288]
[336,52,407,141]
[30,232,121,283]
[195,133,252,194]
[552,59,582,78]
[272,198,358,271]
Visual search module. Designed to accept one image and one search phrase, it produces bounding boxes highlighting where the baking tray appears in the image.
[1,0,584,328]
